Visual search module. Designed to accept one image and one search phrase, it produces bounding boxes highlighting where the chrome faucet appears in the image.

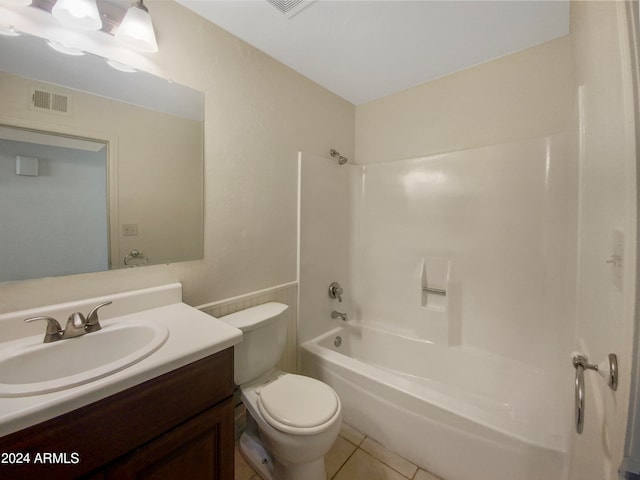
[25,301,112,343]
[331,311,348,322]
[64,311,88,339]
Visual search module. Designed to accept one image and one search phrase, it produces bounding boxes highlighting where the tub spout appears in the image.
[331,311,348,321]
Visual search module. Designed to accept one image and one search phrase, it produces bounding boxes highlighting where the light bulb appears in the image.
[0,0,33,6]
[0,26,21,36]
[47,40,85,56]
[106,59,137,73]
[115,0,158,53]
[52,0,102,31]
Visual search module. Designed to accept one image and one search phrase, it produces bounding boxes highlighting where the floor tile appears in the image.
[339,422,366,446]
[414,469,443,480]
[325,435,358,479]
[333,449,408,480]
[360,437,417,478]
[235,442,257,480]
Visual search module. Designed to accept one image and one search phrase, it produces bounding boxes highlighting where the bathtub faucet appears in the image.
[331,311,348,321]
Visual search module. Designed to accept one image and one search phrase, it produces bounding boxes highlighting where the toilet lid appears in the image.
[257,374,339,432]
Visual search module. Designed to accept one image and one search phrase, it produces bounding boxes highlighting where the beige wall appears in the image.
[355,35,573,164]
[0,0,355,313]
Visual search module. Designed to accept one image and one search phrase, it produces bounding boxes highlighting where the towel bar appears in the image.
[421,287,446,296]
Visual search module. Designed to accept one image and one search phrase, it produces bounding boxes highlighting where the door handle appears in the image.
[572,353,618,434]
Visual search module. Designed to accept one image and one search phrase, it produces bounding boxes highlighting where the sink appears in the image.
[0,321,169,397]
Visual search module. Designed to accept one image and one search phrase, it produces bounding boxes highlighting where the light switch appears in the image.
[16,156,39,176]
[122,224,138,236]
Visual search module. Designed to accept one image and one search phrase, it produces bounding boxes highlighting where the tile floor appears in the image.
[234,421,443,480]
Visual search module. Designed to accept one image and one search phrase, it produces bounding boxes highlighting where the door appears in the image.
[568,2,639,480]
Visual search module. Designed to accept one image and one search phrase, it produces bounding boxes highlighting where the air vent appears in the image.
[266,0,315,18]
[29,87,71,115]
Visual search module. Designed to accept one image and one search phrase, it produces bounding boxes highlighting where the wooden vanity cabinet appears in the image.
[0,348,235,480]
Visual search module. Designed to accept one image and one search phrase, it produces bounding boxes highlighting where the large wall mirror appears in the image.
[0,33,204,283]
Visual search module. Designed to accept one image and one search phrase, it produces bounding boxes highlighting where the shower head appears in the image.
[330,149,349,165]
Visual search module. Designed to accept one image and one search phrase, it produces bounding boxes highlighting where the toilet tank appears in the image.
[220,302,288,385]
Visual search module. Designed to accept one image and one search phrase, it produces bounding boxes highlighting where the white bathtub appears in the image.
[300,322,569,480]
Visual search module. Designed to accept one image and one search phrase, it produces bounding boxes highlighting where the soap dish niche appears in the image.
[420,257,450,311]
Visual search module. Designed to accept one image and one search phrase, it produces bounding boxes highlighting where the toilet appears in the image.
[221,302,342,480]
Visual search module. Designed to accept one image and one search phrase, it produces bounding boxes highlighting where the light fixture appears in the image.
[52,0,102,31]
[115,0,158,53]
[47,40,85,56]
[106,59,137,73]
[0,26,21,36]
[0,0,32,6]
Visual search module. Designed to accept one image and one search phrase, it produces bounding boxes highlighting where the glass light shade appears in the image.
[106,59,137,73]
[52,0,102,31]
[0,0,33,6]
[0,26,21,36]
[47,40,85,56]
[115,2,158,53]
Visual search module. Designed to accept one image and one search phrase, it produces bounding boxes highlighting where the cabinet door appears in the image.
[108,398,234,480]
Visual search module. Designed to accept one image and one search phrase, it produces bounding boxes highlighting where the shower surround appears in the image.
[298,132,577,480]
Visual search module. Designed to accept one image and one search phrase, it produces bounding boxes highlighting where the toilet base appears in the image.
[272,457,327,480]
[239,431,274,480]
[239,430,328,480]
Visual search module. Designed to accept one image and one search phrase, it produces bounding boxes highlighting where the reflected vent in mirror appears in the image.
[267,0,303,13]
[266,0,315,18]
[29,87,71,115]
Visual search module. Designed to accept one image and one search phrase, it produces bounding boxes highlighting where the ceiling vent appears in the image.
[29,87,71,115]
[266,0,315,18]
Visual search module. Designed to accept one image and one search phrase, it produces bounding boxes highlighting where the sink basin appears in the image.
[0,322,169,397]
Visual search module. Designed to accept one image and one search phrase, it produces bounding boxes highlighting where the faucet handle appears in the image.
[85,301,112,333]
[24,316,63,343]
[329,282,344,303]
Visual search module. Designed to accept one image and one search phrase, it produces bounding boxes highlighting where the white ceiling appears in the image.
[175,0,570,105]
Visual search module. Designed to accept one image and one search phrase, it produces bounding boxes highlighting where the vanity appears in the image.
[0,9,240,479]
[0,284,242,479]
[0,21,231,478]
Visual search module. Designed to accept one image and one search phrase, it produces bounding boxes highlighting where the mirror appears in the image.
[0,33,204,283]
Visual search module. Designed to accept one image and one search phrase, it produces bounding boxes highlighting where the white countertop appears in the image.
[0,285,242,437]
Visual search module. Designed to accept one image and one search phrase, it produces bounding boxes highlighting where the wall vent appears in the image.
[29,87,71,115]
[266,0,315,18]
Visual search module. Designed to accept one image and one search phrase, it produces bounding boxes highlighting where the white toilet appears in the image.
[221,302,342,480]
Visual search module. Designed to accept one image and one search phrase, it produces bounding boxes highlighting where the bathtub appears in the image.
[300,322,569,480]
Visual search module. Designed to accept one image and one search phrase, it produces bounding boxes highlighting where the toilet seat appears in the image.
[256,374,340,436]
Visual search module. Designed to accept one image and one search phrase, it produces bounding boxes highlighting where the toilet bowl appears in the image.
[220,303,342,480]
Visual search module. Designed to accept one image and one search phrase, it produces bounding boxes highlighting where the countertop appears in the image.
[0,294,242,437]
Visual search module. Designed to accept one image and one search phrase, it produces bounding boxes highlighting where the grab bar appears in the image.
[572,353,618,434]
[421,287,446,296]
